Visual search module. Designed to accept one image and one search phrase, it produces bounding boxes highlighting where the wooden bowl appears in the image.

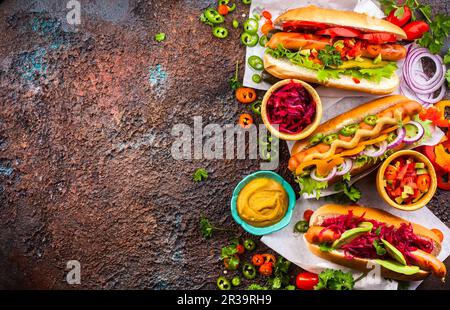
[261,79,322,141]
[376,150,437,211]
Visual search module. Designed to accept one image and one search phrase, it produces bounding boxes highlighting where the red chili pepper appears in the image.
[436,170,450,190]
[251,254,264,266]
[259,262,273,277]
[403,21,429,40]
[235,244,245,255]
[262,10,272,20]
[352,77,360,84]
[386,6,412,27]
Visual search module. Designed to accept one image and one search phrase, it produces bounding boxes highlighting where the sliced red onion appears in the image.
[387,127,406,149]
[403,121,424,144]
[310,166,337,182]
[336,158,353,176]
[362,140,387,157]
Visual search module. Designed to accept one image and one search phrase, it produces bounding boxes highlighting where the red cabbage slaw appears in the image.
[320,211,434,264]
[266,81,316,134]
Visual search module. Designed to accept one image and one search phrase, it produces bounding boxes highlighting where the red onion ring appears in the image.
[335,158,353,176]
[310,166,337,182]
[362,140,388,157]
[403,121,424,144]
[387,127,406,149]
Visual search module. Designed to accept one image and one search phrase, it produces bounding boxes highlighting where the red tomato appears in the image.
[303,209,314,222]
[359,33,397,44]
[236,244,245,255]
[295,272,319,290]
[385,165,398,180]
[417,174,431,192]
[403,21,429,40]
[352,77,361,84]
[386,6,412,27]
[316,27,362,38]
[282,21,328,31]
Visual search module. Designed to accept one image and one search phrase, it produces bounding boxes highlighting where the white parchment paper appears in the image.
[247,0,450,290]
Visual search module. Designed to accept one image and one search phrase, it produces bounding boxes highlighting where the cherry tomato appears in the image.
[217,4,229,16]
[236,244,245,255]
[303,209,314,222]
[436,170,450,190]
[431,228,444,242]
[282,21,328,31]
[386,6,412,27]
[316,27,361,38]
[238,113,254,129]
[259,262,273,277]
[262,10,272,20]
[417,174,431,192]
[385,165,398,180]
[403,21,429,40]
[235,87,257,104]
[295,272,319,290]
[359,33,397,44]
[261,21,274,36]
[251,254,264,266]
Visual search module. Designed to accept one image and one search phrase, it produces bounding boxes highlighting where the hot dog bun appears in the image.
[275,6,407,39]
[305,204,445,281]
[264,54,400,95]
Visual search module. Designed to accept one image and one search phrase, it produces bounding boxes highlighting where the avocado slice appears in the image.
[375,259,420,275]
[416,168,428,175]
[337,58,389,70]
[332,222,373,249]
[381,239,407,265]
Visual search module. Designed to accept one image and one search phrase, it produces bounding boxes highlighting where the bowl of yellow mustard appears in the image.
[230,171,296,235]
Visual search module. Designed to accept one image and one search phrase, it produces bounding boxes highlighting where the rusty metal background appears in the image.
[0,0,449,289]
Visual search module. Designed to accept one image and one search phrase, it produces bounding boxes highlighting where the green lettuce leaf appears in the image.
[295,175,328,199]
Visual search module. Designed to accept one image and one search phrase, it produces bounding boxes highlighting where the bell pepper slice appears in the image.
[295,157,344,175]
[434,144,450,172]
[436,169,450,191]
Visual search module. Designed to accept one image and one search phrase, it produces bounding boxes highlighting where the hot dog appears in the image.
[305,204,446,282]
[267,33,406,61]
[264,6,408,94]
[290,95,424,198]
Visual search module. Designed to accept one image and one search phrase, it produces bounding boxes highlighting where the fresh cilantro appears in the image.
[268,256,292,290]
[398,281,410,290]
[314,269,355,290]
[373,239,387,256]
[193,168,208,182]
[343,184,361,202]
[295,175,328,199]
[319,243,334,252]
[199,215,232,239]
[394,6,405,18]
[228,61,242,91]
[418,14,450,54]
[247,284,268,290]
[444,49,450,64]
[220,245,238,259]
[266,45,322,71]
[380,0,432,22]
[285,285,296,290]
[343,172,351,182]
[154,32,166,42]
[317,45,343,67]
[446,70,450,87]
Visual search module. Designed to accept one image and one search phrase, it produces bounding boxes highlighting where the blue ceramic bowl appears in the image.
[230,171,296,236]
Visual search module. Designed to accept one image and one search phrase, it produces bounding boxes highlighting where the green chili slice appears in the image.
[243,239,256,251]
[339,124,359,137]
[248,55,264,70]
[309,133,324,146]
[243,18,259,35]
[204,8,224,24]
[364,115,378,126]
[212,26,229,39]
[231,276,241,286]
[259,35,268,47]
[227,3,236,12]
[252,74,262,83]
[216,276,231,290]
[242,263,257,280]
[251,100,262,115]
[232,19,239,28]
[241,32,259,47]
[242,0,252,4]
[323,134,339,145]
[294,220,309,233]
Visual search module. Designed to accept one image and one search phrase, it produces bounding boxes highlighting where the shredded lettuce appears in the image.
[342,172,351,182]
[295,175,328,199]
[266,45,397,83]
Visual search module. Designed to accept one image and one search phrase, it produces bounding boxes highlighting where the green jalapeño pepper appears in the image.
[364,115,378,126]
[231,276,241,287]
[243,18,259,34]
[251,100,262,115]
[259,35,268,47]
[294,220,309,233]
[248,55,264,70]
[244,239,256,251]
[217,276,231,290]
[323,133,339,145]
[241,32,259,47]
[242,262,257,280]
[242,0,252,4]
[213,26,229,39]
[340,124,359,137]
[218,0,229,4]
[227,3,236,12]
[309,133,324,146]
[252,74,262,83]
[205,8,224,24]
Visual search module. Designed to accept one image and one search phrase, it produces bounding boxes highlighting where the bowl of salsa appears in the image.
[376,150,437,211]
[261,79,322,141]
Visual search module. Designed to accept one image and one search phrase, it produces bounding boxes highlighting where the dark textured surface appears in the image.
[0,0,448,290]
